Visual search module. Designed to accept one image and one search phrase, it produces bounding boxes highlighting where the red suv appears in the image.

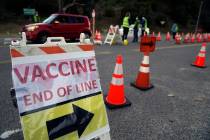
[23,13,92,43]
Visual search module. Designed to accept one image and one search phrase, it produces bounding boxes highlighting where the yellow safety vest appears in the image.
[123,16,129,28]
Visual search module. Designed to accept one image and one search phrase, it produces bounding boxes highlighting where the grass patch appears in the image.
[0,23,22,37]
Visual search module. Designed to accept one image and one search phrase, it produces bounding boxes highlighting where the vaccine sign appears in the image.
[11,45,110,140]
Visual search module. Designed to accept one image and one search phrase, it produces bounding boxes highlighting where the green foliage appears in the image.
[0,0,209,31]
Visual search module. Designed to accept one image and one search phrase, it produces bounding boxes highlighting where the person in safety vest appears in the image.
[141,17,147,36]
[171,23,178,39]
[122,12,130,41]
[33,11,40,23]
[132,16,140,42]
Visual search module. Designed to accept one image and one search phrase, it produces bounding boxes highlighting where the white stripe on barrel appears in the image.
[113,64,123,75]
[200,46,206,52]
[111,77,124,85]
[198,52,206,57]
[142,56,149,64]
[139,66,150,73]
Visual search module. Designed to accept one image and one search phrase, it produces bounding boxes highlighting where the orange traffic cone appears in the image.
[208,33,210,42]
[105,55,131,109]
[95,30,99,38]
[184,33,190,43]
[166,32,170,41]
[176,35,179,44]
[157,32,161,41]
[191,43,207,68]
[197,34,202,43]
[94,30,102,45]
[131,52,153,90]
[191,34,195,43]
[196,33,200,39]
[181,32,184,37]
[175,33,181,44]
[151,32,155,37]
[98,31,102,40]
[203,33,208,42]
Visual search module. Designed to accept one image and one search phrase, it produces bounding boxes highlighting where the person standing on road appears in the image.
[33,11,40,23]
[141,17,147,36]
[171,23,178,39]
[133,16,140,42]
[122,12,130,41]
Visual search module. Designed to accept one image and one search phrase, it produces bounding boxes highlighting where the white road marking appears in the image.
[3,38,13,45]
[0,128,22,139]
[4,38,20,45]
[97,51,112,55]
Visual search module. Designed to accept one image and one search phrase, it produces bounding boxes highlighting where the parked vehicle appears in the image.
[22,13,92,43]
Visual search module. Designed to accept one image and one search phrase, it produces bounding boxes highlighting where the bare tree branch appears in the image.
[62,0,86,12]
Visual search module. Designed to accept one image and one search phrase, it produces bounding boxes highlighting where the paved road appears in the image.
[0,40,210,140]
[0,37,20,46]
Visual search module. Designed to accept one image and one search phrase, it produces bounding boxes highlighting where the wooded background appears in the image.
[0,0,209,32]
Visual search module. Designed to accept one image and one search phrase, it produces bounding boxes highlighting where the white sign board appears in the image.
[11,45,110,140]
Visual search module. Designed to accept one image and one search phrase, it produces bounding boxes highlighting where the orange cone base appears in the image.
[191,63,207,68]
[105,97,131,109]
[130,82,154,91]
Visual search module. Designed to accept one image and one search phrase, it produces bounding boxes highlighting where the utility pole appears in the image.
[92,9,95,39]
[195,0,204,33]
[58,0,63,12]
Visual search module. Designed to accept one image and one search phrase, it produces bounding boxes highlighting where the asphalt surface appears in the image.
[0,38,210,140]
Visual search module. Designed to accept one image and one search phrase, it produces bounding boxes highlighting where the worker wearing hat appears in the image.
[141,17,147,36]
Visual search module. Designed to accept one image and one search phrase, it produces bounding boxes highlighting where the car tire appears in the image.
[37,32,49,44]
